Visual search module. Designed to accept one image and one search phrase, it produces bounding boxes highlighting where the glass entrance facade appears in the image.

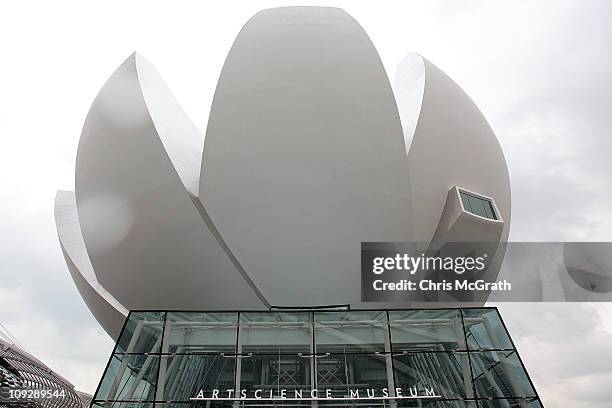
[90,308,543,408]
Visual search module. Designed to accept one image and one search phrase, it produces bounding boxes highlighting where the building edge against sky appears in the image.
[53,6,511,340]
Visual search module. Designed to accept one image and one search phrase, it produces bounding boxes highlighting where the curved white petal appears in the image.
[200,7,410,307]
[75,53,267,321]
[396,54,511,245]
[135,54,203,196]
[54,190,127,339]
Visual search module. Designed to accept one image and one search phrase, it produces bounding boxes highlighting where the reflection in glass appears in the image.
[240,312,311,354]
[315,311,386,353]
[240,354,311,394]
[393,352,470,400]
[92,402,156,408]
[477,398,542,408]
[317,353,388,398]
[463,309,513,350]
[164,312,238,354]
[396,401,472,408]
[115,312,165,354]
[389,309,464,352]
[95,354,159,402]
[477,401,507,408]
[159,354,235,402]
[470,351,537,399]
[155,403,234,408]
[459,191,497,220]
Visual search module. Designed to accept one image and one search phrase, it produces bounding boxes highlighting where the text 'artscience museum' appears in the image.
[54,6,543,408]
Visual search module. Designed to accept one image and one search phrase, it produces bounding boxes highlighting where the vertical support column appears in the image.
[437,352,466,408]
[234,314,242,408]
[166,347,187,401]
[124,335,162,399]
[155,320,172,402]
[481,316,528,408]
[310,311,317,408]
[444,355,462,391]
[426,353,454,398]
[455,313,476,408]
[472,354,511,408]
[411,355,428,408]
[383,311,397,408]
[106,319,143,404]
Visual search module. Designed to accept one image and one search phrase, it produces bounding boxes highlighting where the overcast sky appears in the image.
[1,1,611,407]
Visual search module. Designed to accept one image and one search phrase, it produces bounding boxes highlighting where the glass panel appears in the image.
[240,403,312,408]
[164,312,238,354]
[219,402,308,408]
[240,312,311,354]
[462,309,513,350]
[393,352,471,400]
[459,191,497,221]
[93,402,156,408]
[470,351,537,399]
[240,354,312,395]
[115,312,165,354]
[155,403,233,408]
[160,354,235,402]
[468,195,488,218]
[389,309,464,352]
[460,191,472,214]
[315,311,386,353]
[477,398,541,408]
[484,200,496,220]
[95,354,158,402]
[397,401,472,408]
[316,353,388,398]
[246,404,314,408]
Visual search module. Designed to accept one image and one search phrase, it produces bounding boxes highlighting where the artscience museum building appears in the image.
[54,6,543,408]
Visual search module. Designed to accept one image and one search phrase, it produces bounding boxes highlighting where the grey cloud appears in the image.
[498,303,612,407]
[0,203,114,392]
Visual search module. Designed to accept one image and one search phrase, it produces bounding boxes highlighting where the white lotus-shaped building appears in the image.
[54,7,510,339]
